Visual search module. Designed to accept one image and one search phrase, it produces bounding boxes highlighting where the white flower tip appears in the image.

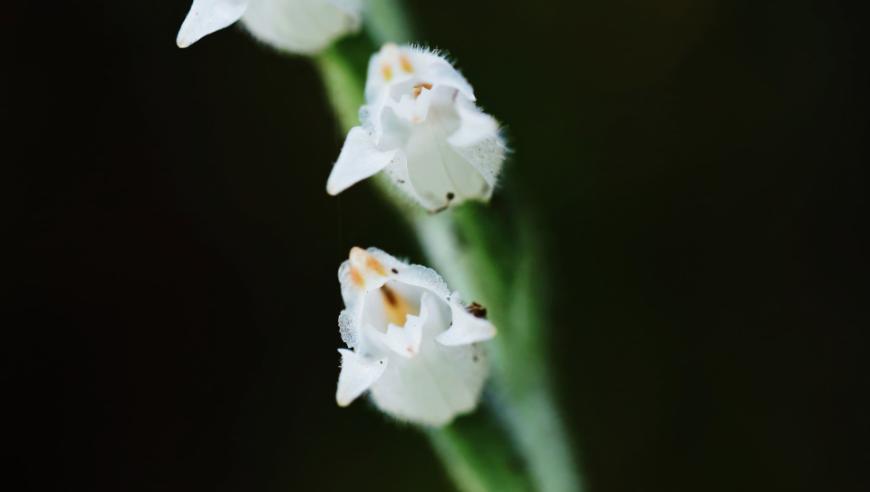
[176,34,194,49]
[336,395,352,407]
[325,179,341,196]
[175,0,248,50]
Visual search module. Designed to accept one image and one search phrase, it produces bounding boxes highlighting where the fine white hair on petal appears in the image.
[176,0,250,48]
[451,134,505,189]
[364,45,476,103]
[448,99,500,149]
[336,349,388,407]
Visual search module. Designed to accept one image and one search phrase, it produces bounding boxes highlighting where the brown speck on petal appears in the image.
[467,302,487,319]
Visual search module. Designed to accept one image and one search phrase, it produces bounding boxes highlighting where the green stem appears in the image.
[417,208,583,492]
[364,0,415,44]
[426,409,534,492]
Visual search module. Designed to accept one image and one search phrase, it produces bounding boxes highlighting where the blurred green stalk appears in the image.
[315,3,583,490]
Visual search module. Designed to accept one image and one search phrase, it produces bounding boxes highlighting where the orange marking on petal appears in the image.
[350,267,364,287]
[381,64,393,81]
[399,55,413,73]
[380,285,418,327]
[366,256,387,276]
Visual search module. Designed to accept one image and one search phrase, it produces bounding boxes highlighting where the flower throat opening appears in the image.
[380,285,418,327]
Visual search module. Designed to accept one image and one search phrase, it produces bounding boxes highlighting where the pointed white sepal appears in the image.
[177,0,360,54]
[177,0,250,48]
[335,349,387,407]
[437,301,497,346]
[327,127,399,195]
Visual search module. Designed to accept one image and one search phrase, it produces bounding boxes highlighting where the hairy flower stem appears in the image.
[315,9,584,492]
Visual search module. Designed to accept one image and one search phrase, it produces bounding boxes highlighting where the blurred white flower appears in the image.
[327,44,505,212]
[176,0,361,54]
[335,247,496,426]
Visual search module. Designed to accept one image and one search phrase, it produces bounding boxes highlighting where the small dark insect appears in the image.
[446,192,455,201]
[391,268,399,274]
[466,302,487,319]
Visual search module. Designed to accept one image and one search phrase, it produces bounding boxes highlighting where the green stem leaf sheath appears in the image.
[315,19,584,492]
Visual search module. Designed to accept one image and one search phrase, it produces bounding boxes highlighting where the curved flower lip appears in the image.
[327,44,506,213]
[176,0,361,54]
[335,247,497,426]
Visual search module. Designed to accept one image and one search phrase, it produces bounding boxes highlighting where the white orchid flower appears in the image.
[327,44,506,212]
[335,247,496,426]
[176,0,361,54]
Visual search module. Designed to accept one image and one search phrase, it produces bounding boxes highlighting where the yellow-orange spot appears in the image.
[399,55,413,73]
[412,82,433,98]
[349,246,388,284]
[381,64,393,81]
[366,256,387,276]
[380,285,418,327]
[349,267,364,287]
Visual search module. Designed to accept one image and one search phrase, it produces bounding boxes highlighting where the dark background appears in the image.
[4,1,868,491]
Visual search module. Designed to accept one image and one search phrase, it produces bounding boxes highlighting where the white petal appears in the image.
[404,123,491,211]
[176,0,250,48]
[364,247,451,300]
[381,157,427,205]
[327,127,399,195]
[424,57,476,102]
[437,300,497,346]
[336,349,387,407]
[372,320,424,358]
[447,100,505,190]
[448,100,499,149]
[365,45,475,103]
[370,290,441,358]
[369,294,488,426]
[386,88,435,127]
[241,0,361,54]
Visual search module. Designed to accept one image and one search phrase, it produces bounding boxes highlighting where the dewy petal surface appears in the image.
[177,0,250,48]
